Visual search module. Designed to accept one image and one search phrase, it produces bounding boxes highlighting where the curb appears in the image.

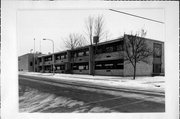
[19,74,165,97]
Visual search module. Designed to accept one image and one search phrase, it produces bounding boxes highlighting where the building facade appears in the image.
[18,53,42,72]
[35,35,164,76]
[18,53,35,72]
[19,35,164,76]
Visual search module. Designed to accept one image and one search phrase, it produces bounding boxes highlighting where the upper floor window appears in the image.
[38,58,42,62]
[78,52,84,57]
[72,49,89,58]
[106,46,113,53]
[116,44,124,51]
[153,43,162,58]
[84,50,89,56]
[96,41,124,54]
[44,56,52,61]
[56,53,67,60]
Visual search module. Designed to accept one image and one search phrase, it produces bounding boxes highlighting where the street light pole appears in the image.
[43,38,55,75]
[34,38,36,72]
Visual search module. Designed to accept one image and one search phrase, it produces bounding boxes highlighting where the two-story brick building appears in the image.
[34,34,164,76]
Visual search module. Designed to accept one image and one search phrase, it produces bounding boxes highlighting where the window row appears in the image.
[44,65,65,71]
[44,57,52,61]
[95,60,124,69]
[55,65,65,70]
[55,54,67,60]
[72,62,89,70]
[72,49,89,58]
[95,42,124,54]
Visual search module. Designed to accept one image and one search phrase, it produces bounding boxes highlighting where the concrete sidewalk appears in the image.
[19,72,165,95]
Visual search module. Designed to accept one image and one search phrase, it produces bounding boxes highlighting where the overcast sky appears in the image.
[17,8,165,56]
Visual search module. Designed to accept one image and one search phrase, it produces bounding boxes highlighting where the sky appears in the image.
[17,8,165,56]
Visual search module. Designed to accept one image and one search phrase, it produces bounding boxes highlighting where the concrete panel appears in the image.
[124,60,153,76]
[73,70,89,74]
[55,70,65,73]
[95,69,123,76]
[72,56,89,63]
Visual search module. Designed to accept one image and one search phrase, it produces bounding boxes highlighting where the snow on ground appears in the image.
[19,72,165,93]
[19,86,117,113]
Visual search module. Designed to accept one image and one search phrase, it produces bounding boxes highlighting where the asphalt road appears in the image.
[19,76,165,112]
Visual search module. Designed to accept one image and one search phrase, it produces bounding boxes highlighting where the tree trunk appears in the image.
[133,63,136,80]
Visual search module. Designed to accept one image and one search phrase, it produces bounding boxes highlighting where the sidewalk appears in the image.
[19,72,165,94]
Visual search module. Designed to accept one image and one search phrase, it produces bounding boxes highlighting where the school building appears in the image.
[19,34,164,76]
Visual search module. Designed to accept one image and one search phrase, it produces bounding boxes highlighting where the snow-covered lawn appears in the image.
[19,72,165,93]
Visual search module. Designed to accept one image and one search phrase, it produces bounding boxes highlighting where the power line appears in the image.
[109,9,164,24]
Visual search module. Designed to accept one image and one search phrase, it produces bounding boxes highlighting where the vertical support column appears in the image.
[37,57,39,72]
[66,50,71,73]
[89,45,94,75]
[42,57,45,73]
[52,54,55,74]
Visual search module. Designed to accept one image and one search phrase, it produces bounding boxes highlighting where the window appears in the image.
[72,65,78,70]
[96,42,124,54]
[72,62,89,70]
[78,52,84,57]
[154,43,162,58]
[45,56,52,61]
[39,58,42,62]
[116,44,124,51]
[79,66,84,70]
[84,50,89,56]
[61,55,65,59]
[105,46,113,53]
[95,60,124,70]
[56,55,61,60]
[55,65,65,70]
[97,48,103,54]
[45,66,51,71]
[104,63,114,69]
[30,62,33,66]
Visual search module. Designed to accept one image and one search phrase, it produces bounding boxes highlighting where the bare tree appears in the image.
[94,15,105,42]
[64,33,86,50]
[85,16,94,45]
[124,29,152,79]
[85,15,107,44]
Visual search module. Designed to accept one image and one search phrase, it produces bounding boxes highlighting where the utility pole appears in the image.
[43,38,55,75]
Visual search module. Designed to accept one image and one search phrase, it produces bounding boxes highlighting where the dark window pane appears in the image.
[154,43,162,58]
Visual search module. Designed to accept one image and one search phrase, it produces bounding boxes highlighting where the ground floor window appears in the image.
[38,66,42,71]
[55,65,65,70]
[95,59,124,70]
[153,64,161,74]
[44,66,51,72]
[72,62,89,70]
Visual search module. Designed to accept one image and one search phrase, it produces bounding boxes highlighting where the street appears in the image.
[19,76,165,112]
